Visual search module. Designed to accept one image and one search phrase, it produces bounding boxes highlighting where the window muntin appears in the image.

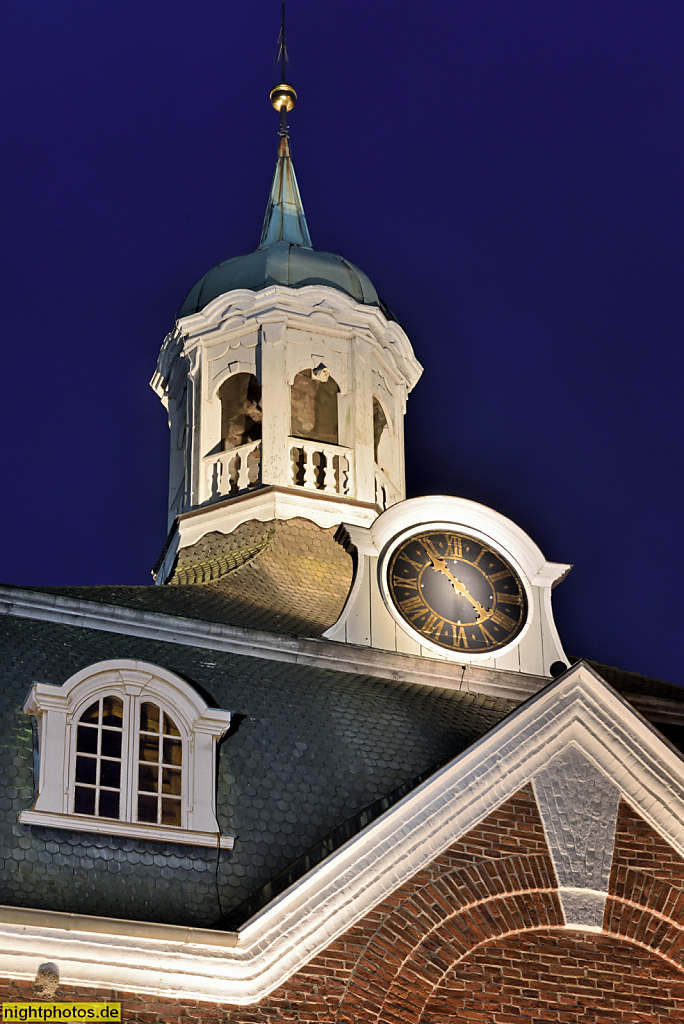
[74,696,123,819]
[137,702,182,826]
[71,694,184,828]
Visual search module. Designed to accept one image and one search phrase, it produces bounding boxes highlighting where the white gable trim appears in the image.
[2,662,684,1002]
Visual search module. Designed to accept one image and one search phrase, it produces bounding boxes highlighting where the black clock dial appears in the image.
[387,530,527,653]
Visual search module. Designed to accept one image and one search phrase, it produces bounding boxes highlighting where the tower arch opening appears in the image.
[218,372,262,451]
[290,368,339,445]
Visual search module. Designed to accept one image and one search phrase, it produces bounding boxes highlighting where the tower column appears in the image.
[352,336,375,504]
[260,321,291,488]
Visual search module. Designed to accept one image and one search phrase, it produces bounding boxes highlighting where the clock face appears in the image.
[387,529,528,654]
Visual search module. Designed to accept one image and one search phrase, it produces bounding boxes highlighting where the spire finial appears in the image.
[270,0,296,135]
[260,2,310,248]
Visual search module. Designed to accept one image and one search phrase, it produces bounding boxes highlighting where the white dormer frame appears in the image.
[19,659,234,849]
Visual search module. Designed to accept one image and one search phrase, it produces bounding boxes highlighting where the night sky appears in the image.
[1,2,683,686]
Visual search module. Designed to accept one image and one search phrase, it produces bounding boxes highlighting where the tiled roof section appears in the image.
[0,615,515,928]
[169,522,276,584]
[579,659,684,701]
[33,518,354,637]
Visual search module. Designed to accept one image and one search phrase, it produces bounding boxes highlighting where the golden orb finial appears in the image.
[270,82,297,114]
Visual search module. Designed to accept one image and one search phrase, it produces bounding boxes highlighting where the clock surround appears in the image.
[386,528,529,655]
[377,519,535,661]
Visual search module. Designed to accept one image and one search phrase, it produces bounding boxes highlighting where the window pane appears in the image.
[161,798,181,826]
[140,702,160,734]
[102,696,123,727]
[161,768,181,796]
[162,738,182,766]
[100,759,121,789]
[98,789,120,819]
[163,713,180,737]
[101,729,122,758]
[75,756,97,785]
[139,736,159,762]
[80,700,100,724]
[138,764,158,793]
[76,725,98,754]
[74,787,96,815]
[137,794,157,823]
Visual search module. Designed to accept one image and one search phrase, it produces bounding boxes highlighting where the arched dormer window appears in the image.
[219,372,262,450]
[20,660,233,849]
[73,696,183,827]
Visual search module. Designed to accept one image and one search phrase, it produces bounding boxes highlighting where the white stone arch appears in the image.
[20,659,233,849]
[210,356,260,401]
[284,335,350,396]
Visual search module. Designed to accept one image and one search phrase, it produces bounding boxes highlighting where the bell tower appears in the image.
[151,78,421,583]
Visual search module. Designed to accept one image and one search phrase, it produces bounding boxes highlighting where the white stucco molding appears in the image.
[173,285,423,393]
[2,662,684,1002]
[1,585,682,722]
[19,660,233,848]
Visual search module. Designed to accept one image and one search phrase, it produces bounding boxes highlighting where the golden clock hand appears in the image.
[419,539,491,621]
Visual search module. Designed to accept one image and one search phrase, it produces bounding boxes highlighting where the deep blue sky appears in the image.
[1,2,683,685]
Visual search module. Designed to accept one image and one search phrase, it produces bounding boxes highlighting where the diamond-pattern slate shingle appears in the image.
[0,615,515,928]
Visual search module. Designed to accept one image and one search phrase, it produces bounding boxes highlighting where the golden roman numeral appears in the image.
[496,592,522,605]
[491,609,516,631]
[399,553,424,572]
[443,535,463,558]
[489,569,511,582]
[479,624,497,646]
[400,595,427,615]
[421,613,445,637]
[455,625,469,649]
[392,575,419,591]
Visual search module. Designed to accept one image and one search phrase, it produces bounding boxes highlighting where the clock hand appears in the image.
[419,539,491,622]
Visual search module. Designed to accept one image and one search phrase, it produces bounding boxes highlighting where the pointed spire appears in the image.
[259,133,312,249]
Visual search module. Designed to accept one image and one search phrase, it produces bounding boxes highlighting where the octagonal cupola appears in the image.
[151,84,421,582]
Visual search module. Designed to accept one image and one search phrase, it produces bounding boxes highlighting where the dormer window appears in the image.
[20,660,233,849]
[73,696,184,827]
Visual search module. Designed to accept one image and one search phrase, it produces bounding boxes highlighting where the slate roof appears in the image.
[584,659,684,701]
[31,518,353,637]
[0,615,516,929]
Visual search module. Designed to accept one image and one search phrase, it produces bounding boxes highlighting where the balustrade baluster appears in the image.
[228,454,239,495]
[303,444,316,489]
[339,456,350,495]
[235,452,246,491]
[322,449,336,493]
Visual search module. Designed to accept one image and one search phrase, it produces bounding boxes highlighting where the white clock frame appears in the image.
[377,520,534,662]
[325,495,571,676]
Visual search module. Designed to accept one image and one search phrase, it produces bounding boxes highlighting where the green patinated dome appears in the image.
[179,135,395,322]
[179,240,394,319]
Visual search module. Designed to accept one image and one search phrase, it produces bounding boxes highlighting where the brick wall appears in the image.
[3,788,684,1022]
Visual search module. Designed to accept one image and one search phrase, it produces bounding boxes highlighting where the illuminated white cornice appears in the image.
[0,663,683,1002]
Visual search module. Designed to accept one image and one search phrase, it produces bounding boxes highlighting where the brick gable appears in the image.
[420,931,684,1023]
[5,787,684,1021]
